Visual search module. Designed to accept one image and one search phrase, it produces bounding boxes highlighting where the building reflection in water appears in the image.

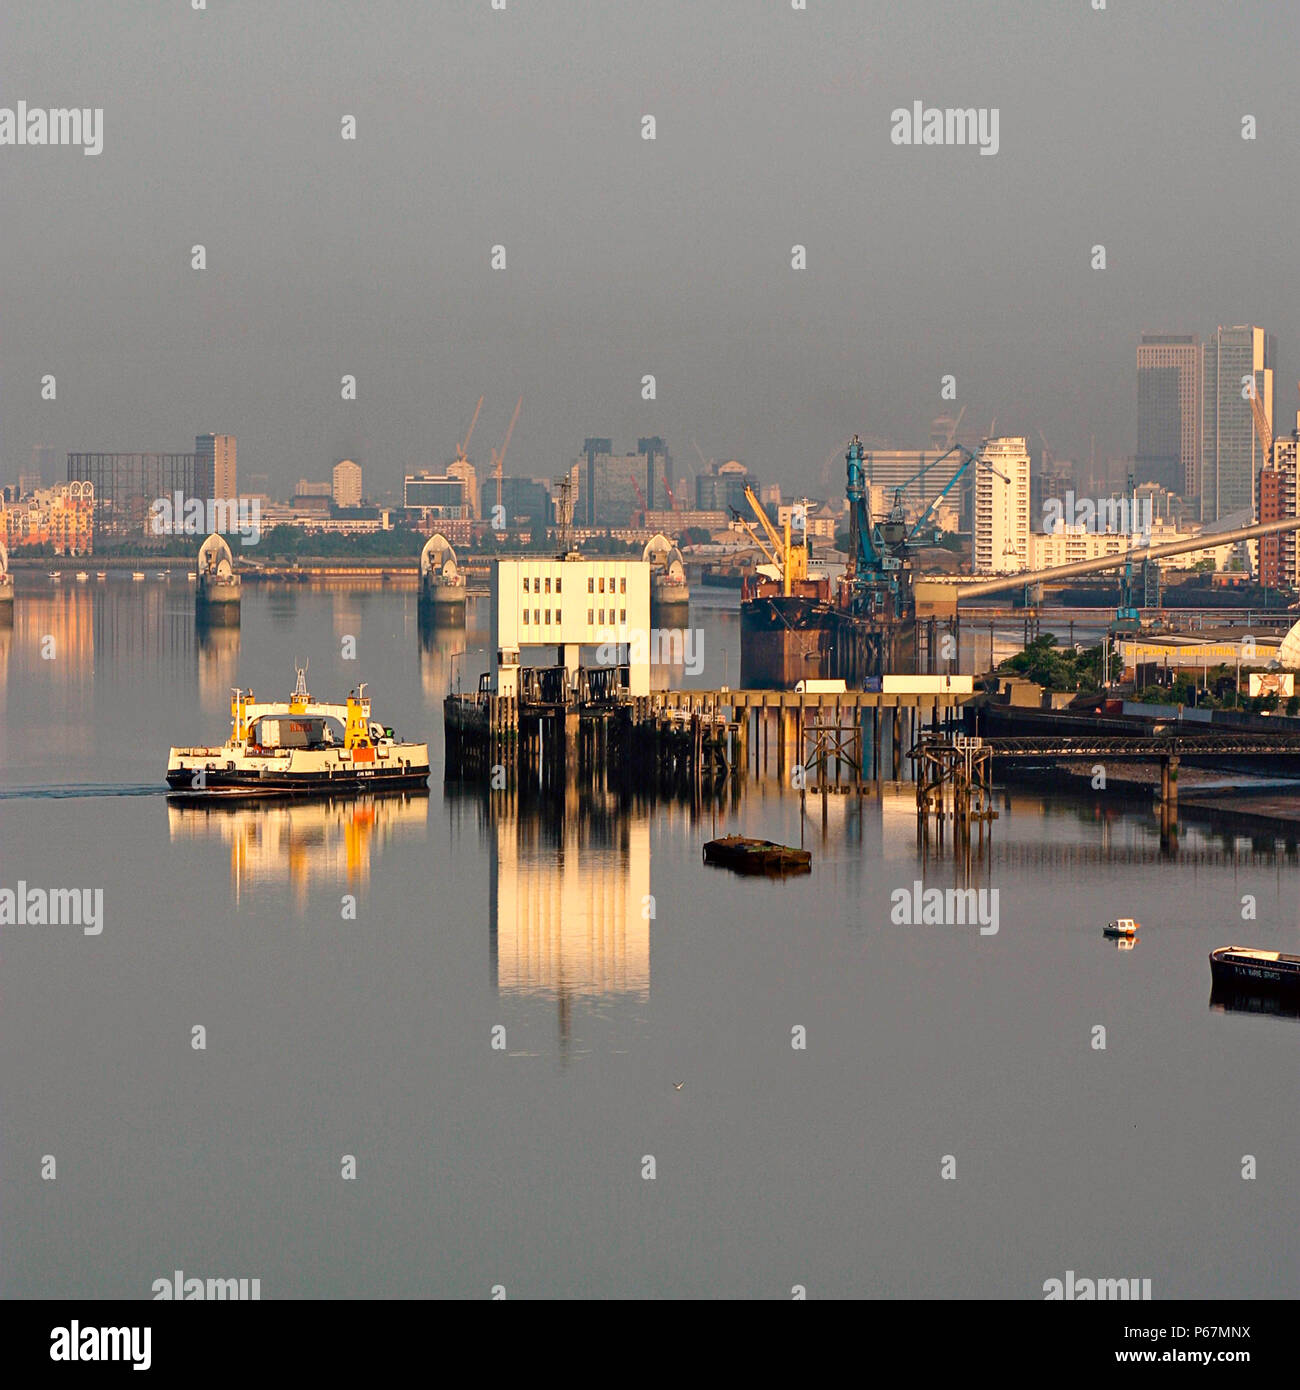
[419,601,492,706]
[196,615,240,710]
[168,791,429,912]
[488,785,651,1002]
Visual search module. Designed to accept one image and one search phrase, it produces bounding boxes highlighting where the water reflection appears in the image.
[1208,984,1300,1022]
[167,790,429,910]
[196,618,240,706]
[487,786,651,1002]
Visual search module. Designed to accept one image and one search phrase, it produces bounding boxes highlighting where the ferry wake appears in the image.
[166,666,429,799]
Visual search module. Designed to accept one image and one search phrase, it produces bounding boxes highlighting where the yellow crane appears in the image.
[744,484,807,595]
[491,395,523,513]
[1248,383,1274,467]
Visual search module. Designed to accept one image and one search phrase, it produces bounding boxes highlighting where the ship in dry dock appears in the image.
[736,435,981,688]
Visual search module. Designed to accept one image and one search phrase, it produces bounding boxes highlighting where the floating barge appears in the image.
[1208,946,1300,996]
[703,835,811,874]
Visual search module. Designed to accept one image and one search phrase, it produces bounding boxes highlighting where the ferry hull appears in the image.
[166,764,430,799]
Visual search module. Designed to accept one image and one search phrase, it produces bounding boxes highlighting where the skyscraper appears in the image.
[1136,334,1201,497]
[195,434,237,501]
[973,437,1031,575]
[332,458,363,508]
[1201,326,1274,523]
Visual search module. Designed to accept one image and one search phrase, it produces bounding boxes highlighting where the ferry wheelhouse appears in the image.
[166,668,429,798]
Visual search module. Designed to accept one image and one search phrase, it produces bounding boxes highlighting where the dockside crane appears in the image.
[727,485,809,595]
[844,435,999,617]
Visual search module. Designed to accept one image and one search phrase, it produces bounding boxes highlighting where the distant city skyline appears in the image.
[4,1,1299,503]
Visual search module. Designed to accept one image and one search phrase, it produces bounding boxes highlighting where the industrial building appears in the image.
[575,438,675,527]
[67,451,195,534]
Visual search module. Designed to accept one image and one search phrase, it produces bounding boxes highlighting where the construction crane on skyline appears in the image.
[492,395,523,514]
[454,396,484,466]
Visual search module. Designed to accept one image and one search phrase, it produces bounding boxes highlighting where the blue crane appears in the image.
[845,435,1001,616]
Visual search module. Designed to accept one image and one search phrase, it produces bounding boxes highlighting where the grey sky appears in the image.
[2,0,1297,495]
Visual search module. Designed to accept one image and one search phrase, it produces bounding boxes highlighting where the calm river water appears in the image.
[1,577,1295,1299]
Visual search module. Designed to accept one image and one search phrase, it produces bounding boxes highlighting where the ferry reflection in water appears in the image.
[167,790,428,911]
[479,787,651,1047]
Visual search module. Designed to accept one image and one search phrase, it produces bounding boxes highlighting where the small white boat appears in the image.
[1104,918,1140,938]
[187,571,197,581]
[131,571,146,581]
[156,571,168,579]
[75,571,89,582]
[96,571,107,580]
[49,570,62,580]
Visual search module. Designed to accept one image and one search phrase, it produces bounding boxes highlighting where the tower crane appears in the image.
[491,395,523,514]
[1248,385,1274,467]
[454,396,484,465]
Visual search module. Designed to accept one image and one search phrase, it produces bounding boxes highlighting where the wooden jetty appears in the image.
[444,681,970,796]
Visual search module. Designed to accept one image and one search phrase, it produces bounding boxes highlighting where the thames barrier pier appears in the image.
[195,532,241,625]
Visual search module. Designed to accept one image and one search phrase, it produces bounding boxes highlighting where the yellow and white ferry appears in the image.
[166,667,430,799]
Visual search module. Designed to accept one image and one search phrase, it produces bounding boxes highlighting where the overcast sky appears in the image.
[2,0,1298,496]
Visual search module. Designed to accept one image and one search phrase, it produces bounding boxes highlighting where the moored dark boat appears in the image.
[703,834,811,874]
[1208,946,1300,996]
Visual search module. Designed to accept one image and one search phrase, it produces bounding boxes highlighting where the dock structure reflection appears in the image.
[487,784,650,1002]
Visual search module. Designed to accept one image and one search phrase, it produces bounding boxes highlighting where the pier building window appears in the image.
[534,609,540,625]
[556,610,561,623]
[620,577,626,593]
[588,609,593,623]
[522,610,529,625]
[555,578,562,593]
[599,577,605,593]
[588,578,594,593]
[545,610,551,624]
[523,578,530,593]
[620,609,626,623]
